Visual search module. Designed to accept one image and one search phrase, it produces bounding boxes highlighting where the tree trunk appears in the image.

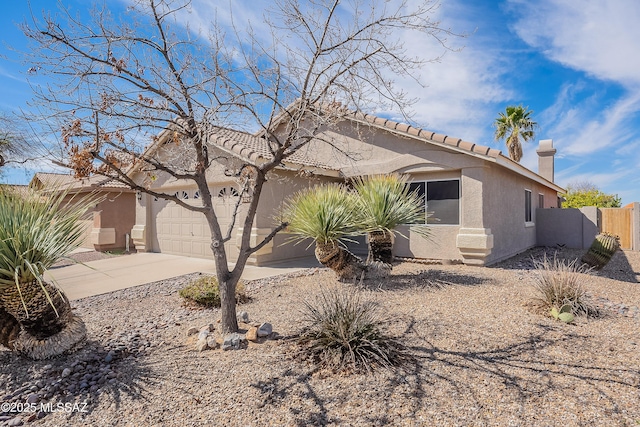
[315,241,367,282]
[0,280,86,360]
[218,276,239,335]
[367,230,394,265]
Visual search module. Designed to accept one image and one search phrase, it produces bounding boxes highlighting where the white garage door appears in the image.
[151,186,239,259]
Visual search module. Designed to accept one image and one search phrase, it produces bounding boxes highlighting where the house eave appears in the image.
[495,157,565,193]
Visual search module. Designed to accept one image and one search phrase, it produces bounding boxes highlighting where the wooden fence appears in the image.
[601,207,632,250]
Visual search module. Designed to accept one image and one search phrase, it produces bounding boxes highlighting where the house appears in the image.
[129,109,564,266]
[30,173,136,252]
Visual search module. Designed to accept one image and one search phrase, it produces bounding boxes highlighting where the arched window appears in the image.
[218,187,239,198]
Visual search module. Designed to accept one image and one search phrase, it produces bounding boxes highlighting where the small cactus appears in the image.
[581,232,620,270]
[550,304,575,323]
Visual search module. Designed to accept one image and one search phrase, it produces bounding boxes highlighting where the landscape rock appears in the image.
[257,323,273,338]
[246,326,258,342]
[186,327,199,336]
[237,311,250,323]
[61,368,72,378]
[206,336,219,349]
[7,417,23,427]
[222,333,246,350]
[195,338,208,352]
[201,324,215,333]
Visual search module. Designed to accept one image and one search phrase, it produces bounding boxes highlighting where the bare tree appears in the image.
[21,0,457,334]
[0,113,32,169]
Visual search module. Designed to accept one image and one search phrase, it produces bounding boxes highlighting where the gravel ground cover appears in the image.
[1,247,639,426]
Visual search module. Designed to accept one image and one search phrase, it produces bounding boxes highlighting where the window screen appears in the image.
[408,180,460,225]
[427,180,460,224]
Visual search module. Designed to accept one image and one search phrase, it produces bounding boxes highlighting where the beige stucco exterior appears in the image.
[131,113,563,266]
[29,173,136,252]
[129,148,322,264]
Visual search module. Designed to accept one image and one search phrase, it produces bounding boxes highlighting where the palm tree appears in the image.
[0,187,98,359]
[352,174,427,265]
[282,184,367,281]
[494,105,537,162]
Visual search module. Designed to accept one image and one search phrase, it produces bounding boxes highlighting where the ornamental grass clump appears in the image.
[297,287,409,373]
[283,184,366,281]
[352,174,429,266]
[530,256,599,320]
[179,276,248,308]
[0,187,101,359]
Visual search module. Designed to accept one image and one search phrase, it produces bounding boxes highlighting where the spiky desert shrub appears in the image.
[0,187,100,359]
[179,276,248,308]
[283,183,359,246]
[297,288,409,373]
[530,256,599,318]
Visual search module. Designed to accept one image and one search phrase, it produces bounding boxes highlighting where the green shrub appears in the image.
[297,288,409,373]
[530,256,599,319]
[179,276,248,308]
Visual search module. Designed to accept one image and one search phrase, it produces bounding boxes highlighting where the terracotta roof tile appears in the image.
[207,127,335,170]
[343,110,501,160]
[31,172,130,191]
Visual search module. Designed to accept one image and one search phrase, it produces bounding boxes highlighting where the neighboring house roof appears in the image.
[0,184,30,197]
[30,172,132,192]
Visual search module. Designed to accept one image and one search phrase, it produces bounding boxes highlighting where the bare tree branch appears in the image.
[20,0,460,334]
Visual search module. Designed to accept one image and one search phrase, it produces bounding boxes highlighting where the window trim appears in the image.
[409,178,461,226]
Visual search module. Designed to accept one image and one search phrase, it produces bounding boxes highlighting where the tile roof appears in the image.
[0,184,30,197]
[207,127,336,171]
[31,172,131,191]
[136,104,561,192]
[345,110,503,159]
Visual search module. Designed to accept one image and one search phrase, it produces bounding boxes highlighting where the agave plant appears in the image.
[0,187,99,359]
[352,174,429,265]
[282,184,366,281]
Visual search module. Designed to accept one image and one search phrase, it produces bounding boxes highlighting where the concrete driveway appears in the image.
[45,252,318,301]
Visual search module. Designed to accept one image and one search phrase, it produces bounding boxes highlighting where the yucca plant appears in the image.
[0,187,100,359]
[530,255,599,320]
[352,174,429,266]
[283,184,366,281]
[297,287,409,373]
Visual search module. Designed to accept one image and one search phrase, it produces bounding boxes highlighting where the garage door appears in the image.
[151,186,239,259]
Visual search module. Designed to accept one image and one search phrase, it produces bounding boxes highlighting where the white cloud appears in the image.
[543,89,640,156]
[377,1,515,144]
[146,0,515,145]
[509,0,640,88]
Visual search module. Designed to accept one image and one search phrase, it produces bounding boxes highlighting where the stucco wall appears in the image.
[393,170,463,261]
[536,207,599,249]
[63,191,135,251]
[92,191,136,251]
[482,165,559,264]
[245,169,326,264]
[131,151,322,265]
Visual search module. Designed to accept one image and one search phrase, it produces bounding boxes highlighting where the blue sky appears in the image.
[1,0,639,204]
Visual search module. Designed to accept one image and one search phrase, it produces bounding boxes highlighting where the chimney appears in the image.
[536,139,556,182]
